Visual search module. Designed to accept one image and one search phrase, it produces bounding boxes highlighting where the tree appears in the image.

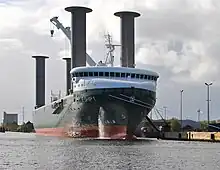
[200,120,217,131]
[200,121,208,131]
[170,118,181,132]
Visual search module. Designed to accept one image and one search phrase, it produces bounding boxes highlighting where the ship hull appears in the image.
[33,87,155,139]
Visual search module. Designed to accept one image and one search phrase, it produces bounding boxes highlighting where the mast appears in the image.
[104,33,120,67]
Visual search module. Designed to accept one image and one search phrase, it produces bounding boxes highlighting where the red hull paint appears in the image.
[99,125,137,140]
[35,125,137,140]
[35,126,99,138]
[35,127,65,137]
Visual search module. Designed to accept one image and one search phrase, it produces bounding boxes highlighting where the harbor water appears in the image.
[0,132,220,170]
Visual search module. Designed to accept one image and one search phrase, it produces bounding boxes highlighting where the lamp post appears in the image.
[205,82,213,125]
[180,90,184,131]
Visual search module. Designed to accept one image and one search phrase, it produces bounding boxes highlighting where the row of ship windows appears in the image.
[72,72,158,81]
[73,84,84,88]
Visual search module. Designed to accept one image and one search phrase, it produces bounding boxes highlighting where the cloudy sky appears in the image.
[1,0,220,123]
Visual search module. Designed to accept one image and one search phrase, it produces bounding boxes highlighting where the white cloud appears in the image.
[136,40,215,83]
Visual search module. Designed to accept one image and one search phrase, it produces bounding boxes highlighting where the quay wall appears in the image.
[162,132,220,142]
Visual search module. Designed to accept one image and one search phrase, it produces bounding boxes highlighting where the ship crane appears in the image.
[50,16,119,67]
[50,16,96,66]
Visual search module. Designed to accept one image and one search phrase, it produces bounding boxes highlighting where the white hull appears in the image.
[33,95,74,129]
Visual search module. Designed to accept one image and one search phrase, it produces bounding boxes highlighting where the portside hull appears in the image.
[33,95,100,138]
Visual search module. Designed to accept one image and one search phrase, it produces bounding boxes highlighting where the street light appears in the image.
[205,82,213,124]
[180,89,184,131]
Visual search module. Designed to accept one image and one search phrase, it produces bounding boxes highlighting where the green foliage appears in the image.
[200,121,208,131]
[1,121,35,133]
[200,120,216,131]
[16,121,35,133]
[4,122,19,131]
[170,118,181,132]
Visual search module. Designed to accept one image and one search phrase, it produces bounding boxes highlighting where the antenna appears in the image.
[104,33,120,67]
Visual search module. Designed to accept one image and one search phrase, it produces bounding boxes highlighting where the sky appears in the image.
[0,0,220,123]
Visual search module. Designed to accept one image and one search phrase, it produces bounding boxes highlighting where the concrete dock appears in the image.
[161,132,220,142]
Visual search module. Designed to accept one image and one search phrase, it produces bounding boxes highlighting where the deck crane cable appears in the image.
[154,107,159,120]
[143,106,169,136]
[144,111,160,133]
[155,107,169,127]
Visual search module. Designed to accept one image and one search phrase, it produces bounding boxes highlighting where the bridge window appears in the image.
[136,74,140,78]
[144,75,148,79]
[89,72,93,76]
[94,72,98,76]
[76,72,79,77]
[116,72,120,77]
[99,72,104,76]
[84,72,88,77]
[79,72,83,77]
[140,74,144,79]
[110,72,114,77]
[105,72,109,77]
[131,73,135,78]
[121,73,125,77]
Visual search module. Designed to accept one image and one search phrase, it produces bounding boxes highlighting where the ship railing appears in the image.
[108,94,155,110]
[108,93,161,133]
[119,94,154,107]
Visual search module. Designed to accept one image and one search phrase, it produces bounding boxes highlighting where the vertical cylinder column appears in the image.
[65,6,92,68]
[32,56,49,108]
[62,57,71,95]
[114,11,140,68]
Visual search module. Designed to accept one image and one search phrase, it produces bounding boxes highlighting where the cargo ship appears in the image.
[32,6,159,139]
